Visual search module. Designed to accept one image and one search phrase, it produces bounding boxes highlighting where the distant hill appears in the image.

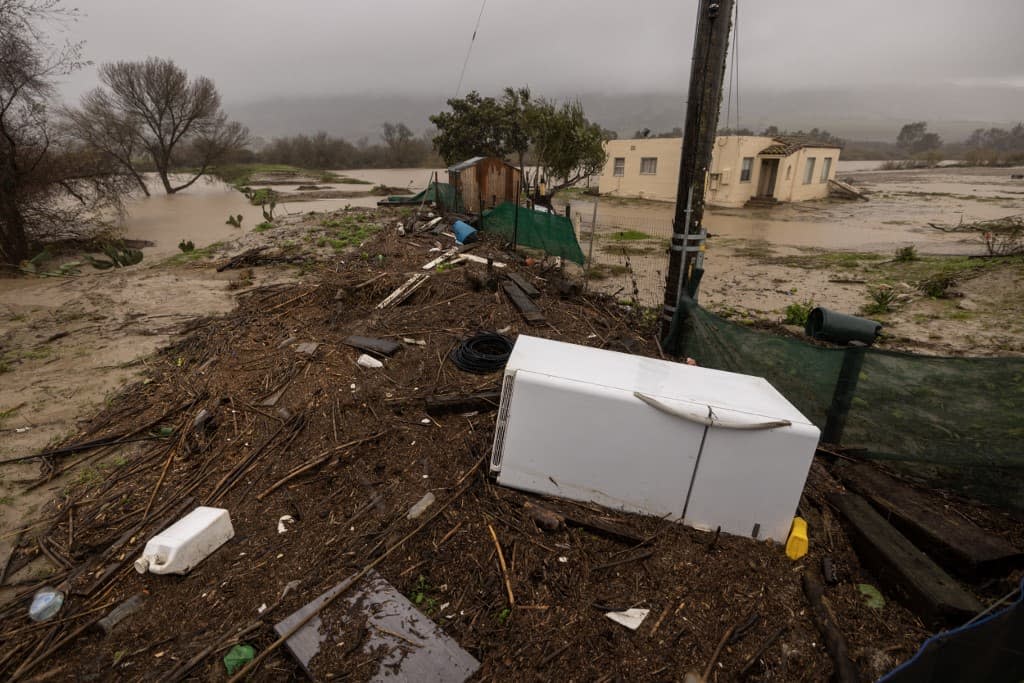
[227,84,1024,145]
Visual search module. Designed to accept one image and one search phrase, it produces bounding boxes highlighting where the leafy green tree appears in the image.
[429,88,530,166]
[430,86,608,199]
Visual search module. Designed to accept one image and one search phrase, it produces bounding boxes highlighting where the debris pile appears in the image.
[0,222,1021,681]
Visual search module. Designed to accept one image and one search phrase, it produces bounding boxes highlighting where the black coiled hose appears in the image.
[449,333,514,374]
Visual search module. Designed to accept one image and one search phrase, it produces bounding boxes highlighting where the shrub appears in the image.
[862,285,898,314]
[783,300,815,326]
[178,240,195,253]
[918,274,958,298]
[254,221,275,232]
[894,245,918,262]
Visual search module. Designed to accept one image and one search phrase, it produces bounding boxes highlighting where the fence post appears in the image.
[583,200,598,291]
[823,346,866,445]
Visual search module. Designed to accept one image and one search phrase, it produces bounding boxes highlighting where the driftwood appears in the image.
[226,462,481,681]
[802,571,859,683]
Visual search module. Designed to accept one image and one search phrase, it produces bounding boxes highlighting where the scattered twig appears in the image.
[488,522,515,608]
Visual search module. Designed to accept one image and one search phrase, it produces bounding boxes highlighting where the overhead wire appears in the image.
[723,0,741,132]
[453,0,488,99]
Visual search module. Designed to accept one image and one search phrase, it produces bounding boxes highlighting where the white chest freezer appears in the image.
[490,336,820,542]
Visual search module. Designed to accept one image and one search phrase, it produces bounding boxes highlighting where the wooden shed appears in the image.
[447,157,522,214]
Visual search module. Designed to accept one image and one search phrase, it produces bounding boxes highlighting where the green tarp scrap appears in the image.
[379,182,462,211]
[482,202,586,265]
[664,296,1024,510]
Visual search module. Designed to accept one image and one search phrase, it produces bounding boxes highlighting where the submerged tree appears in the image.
[0,0,135,267]
[67,58,249,195]
[897,121,942,156]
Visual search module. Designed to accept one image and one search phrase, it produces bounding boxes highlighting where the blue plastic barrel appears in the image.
[452,220,478,245]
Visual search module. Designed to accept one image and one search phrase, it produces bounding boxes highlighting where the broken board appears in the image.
[501,281,545,325]
[376,273,429,310]
[834,461,1023,576]
[343,335,402,357]
[829,492,983,625]
[506,272,540,298]
[275,570,480,681]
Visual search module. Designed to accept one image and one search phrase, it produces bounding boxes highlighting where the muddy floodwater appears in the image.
[563,164,1023,256]
[119,174,389,258]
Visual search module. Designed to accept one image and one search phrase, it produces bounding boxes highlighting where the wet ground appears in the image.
[559,165,1024,356]
[2,164,1023,556]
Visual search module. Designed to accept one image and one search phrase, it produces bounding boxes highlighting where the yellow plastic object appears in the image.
[786,517,809,560]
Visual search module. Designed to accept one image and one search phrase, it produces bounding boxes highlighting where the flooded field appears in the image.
[556,164,1024,355]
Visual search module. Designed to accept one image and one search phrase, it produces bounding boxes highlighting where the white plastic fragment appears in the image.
[406,492,436,520]
[420,418,431,424]
[278,515,295,534]
[356,354,383,369]
[605,608,650,630]
[402,338,427,346]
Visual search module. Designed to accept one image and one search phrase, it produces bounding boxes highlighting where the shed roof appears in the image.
[448,156,486,172]
[447,156,520,173]
[759,135,842,157]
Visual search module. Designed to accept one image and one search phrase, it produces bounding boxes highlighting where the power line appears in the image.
[723,0,741,131]
[453,0,488,99]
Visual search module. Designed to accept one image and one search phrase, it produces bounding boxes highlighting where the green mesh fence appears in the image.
[481,202,586,265]
[381,182,462,212]
[664,297,1024,510]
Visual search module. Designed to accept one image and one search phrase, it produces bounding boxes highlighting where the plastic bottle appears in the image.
[29,587,65,622]
[134,506,234,575]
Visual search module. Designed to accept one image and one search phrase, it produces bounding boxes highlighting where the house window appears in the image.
[740,157,754,182]
[820,157,833,182]
[785,165,792,180]
[613,157,625,177]
[803,157,816,184]
[640,157,658,175]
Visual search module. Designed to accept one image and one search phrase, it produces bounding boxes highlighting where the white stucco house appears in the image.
[598,135,842,208]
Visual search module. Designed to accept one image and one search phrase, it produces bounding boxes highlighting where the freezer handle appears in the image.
[633,392,793,430]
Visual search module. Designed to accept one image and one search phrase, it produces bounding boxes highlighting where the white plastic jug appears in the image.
[134,506,234,575]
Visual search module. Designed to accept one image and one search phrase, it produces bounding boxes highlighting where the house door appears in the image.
[757,159,779,198]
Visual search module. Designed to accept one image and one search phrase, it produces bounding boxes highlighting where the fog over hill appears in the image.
[229,84,1024,145]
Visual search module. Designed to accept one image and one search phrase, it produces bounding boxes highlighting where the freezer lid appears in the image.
[505,335,815,427]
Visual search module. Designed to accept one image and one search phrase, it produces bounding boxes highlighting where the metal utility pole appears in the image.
[661,0,734,337]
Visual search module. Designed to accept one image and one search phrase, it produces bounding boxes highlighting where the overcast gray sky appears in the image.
[55,0,1024,105]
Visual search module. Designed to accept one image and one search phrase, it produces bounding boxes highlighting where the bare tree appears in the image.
[69,58,249,195]
[0,0,134,267]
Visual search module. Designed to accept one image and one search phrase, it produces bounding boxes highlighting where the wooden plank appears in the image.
[829,492,983,625]
[376,273,429,309]
[501,281,545,325]
[835,461,1023,575]
[342,335,401,357]
[506,272,540,298]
